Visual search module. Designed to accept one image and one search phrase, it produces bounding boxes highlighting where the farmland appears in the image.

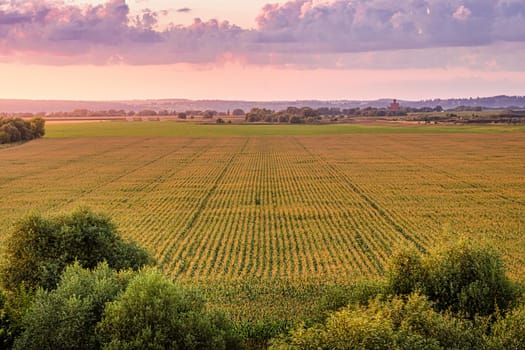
[0,122,524,321]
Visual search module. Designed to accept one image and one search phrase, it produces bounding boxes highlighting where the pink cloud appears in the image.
[0,0,524,68]
[453,5,472,21]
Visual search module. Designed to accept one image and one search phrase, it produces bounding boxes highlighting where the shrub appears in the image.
[0,207,153,291]
[270,293,486,350]
[488,304,525,349]
[0,117,45,144]
[97,270,242,350]
[0,288,15,349]
[386,240,520,318]
[387,248,427,295]
[425,241,519,317]
[13,263,133,350]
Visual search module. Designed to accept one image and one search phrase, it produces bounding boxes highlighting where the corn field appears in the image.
[0,131,523,322]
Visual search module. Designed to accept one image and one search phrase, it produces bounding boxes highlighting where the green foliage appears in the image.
[0,207,153,291]
[270,293,486,350]
[97,270,242,350]
[488,304,525,349]
[426,241,519,317]
[0,285,34,349]
[29,117,46,138]
[0,117,45,144]
[387,248,427,295]
[0,288,15,349]
[13,262,132,350]
[387,240,520,318]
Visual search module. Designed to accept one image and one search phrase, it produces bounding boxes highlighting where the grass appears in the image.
[44,121,525,138]
[1,124,524,322]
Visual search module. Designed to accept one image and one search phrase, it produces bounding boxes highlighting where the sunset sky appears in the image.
[1,0,524,101]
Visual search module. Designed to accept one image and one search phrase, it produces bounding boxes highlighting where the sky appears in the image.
[0,0,524,101]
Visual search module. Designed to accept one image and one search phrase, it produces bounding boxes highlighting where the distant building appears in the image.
[388,99,401,111]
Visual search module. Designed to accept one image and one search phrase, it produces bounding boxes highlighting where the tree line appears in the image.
[244,106,414,124]
[1,208,524,349]
[0,117,45,144]
[2,105,453,123]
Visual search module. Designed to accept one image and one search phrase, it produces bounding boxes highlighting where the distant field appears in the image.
[44,120,525,138]
[1,123,524,320]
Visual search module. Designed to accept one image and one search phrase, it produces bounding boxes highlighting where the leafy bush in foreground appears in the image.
[13,263,133,350]
[387,240,520,318]
[488,303,525,349]
[0,207,153,291]
[270,293,486,350]
[97,270,242,350]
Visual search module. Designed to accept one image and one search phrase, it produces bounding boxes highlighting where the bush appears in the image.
[0,207,153,291]
[488,303,525,349]
[13,263,133,350]
[426,241,519,317]
[270,293,486,350]
[0,117,45,144]
[387,248,427,295]
[0,289,16,349]
[97,270,242,350]
[387,240,520,318]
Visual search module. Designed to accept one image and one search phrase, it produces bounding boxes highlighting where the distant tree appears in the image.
[177,112,187,119]
[264,114,274,123]
[0,208,153,292]
[278,114,289,123]
[232,109,245,116]
[289,116,303,124]
[29,118,45,138]
[203,110,217,118]
[216,118,225,124]
[0,117,44,144]
[300,107,318,118]
[136,110,157,116]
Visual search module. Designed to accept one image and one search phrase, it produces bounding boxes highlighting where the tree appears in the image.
[489,304,525,349]
[0,208,153,292]
[29,118,45,138]
[271,293,485,350]
[97,270,241,350]
[137,110,157,116]
[0,288,16,349]
[13,263,133,350]
[387,240,520,318]
[203,110,217,118]
[232,109,245,116]
[289,116,303,124]
[0,117,45,144]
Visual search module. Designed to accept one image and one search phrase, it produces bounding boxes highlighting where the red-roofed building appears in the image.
[388,99,401,111]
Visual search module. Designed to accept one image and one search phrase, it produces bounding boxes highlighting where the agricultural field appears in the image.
[0,122,524,321]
